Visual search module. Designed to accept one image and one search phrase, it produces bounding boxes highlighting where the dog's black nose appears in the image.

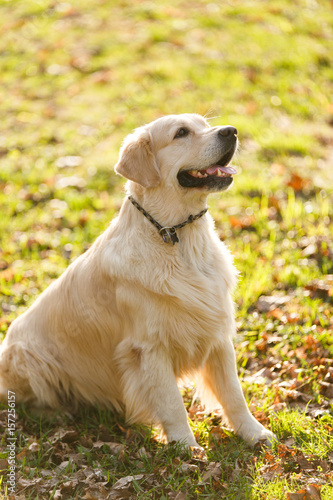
[218,126,238,137]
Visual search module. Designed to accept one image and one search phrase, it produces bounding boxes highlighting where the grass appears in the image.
[0,0,333,498]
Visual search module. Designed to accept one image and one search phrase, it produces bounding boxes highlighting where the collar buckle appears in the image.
[159,227,179,245]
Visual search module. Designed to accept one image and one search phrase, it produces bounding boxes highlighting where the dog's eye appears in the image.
[174,127,190,139]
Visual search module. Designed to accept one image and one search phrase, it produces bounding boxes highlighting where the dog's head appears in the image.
[115,114,238,194]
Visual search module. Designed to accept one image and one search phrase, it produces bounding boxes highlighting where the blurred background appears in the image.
[0,0,332,322]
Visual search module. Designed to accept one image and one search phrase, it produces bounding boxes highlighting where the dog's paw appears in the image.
[165,428,200,448]
[237,419,278,448]
[248,428,278,448]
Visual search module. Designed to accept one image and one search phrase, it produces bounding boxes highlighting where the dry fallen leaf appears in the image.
[284,437,296,448]
[256,294,292,313]
[287,483,322,500]
[286,172,311,191]
[16,448,30,461]
[51,428,79,444]
[305,276,333,299]
[168,492,187,500]
[17,477,42,492]
[80,436,94,448]
[179,462,198,473]
[58,479,78,496]
[202,462,222,482]
[55,460,71,473]
[111,474,144,491]
[229,214,255,229]
[260,463,284,482]
[0,458,9,470]
[244,367,274,385]
[82,483,109,500]
[93,440,125,455]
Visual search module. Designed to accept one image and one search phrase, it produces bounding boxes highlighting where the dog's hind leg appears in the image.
[115,339,199,447]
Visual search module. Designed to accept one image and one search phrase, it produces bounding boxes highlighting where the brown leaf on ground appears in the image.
[244,367,275,386]
[287,483,322,500]
[37,476,59,495]
[253,409,270,426]
[92,440,125,455]
[16,448,31,461]
[256,294,292,313]
[67,451,87,466]
[51,428,80,444]
[286,173,311,191]
[229,215,256,229]
[0,458,9,470]
[264,450,276,463]
[111,475,144,491]
[107,490,133,500]
[54,479,81,498]
[267,308,284,320]
[259,463,284,482]
[17,477,42,493]
[80,436,94,448]
[188,403,206,420]
[278,387,312,404]
[297,456,330,474]
[305,275,333,299]
[179,462,199,474]
[319,381,333,398]
[277,444,297,459]
[209,425,229,442]
[82,483,109,499]
[108,474,149,499]
[283,437,296,448]
[55,460,71,473]
[296,455,317,471]
[201,462,222,482]
[168,492,187,500]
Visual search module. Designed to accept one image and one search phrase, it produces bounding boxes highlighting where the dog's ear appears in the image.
[114,129,161,188]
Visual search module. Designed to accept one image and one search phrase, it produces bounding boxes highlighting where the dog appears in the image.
[0,113,275,448]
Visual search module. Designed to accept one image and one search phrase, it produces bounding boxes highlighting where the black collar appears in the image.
[128,196,208,245]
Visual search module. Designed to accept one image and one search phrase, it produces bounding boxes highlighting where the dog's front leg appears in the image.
[115,340,199,448]
[201,338,276,446]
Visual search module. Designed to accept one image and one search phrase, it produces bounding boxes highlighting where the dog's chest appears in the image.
[143,246,233,370]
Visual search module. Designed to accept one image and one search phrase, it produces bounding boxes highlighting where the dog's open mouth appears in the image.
[177,148,237,191]
[186,164,236,179]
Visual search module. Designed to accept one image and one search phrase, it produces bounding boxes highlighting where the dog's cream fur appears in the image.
[0,114,275,447]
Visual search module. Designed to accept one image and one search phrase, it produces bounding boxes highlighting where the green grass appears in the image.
[0,0,333,498]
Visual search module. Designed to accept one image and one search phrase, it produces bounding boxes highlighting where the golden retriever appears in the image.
[0,114,275,447]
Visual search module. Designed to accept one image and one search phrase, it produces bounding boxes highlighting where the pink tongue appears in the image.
[205,165,237,175]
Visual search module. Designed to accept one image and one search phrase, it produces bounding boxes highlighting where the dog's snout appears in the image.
[218,126,238,138]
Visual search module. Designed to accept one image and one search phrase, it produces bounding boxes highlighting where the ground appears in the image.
[0,0,332,498]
